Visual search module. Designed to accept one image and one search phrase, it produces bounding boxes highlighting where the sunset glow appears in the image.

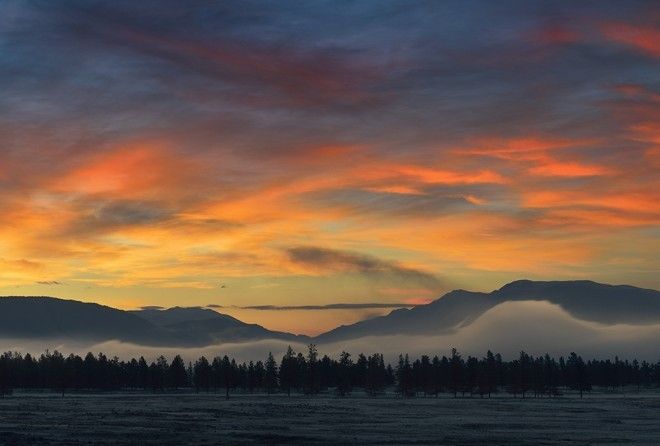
[1,1,658,335]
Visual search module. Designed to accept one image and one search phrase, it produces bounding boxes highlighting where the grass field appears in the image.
[1,391,659,445]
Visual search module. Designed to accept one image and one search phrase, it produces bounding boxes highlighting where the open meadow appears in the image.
[1,391,659,445]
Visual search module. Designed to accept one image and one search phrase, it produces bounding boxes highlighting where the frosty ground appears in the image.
[1,392,659,445]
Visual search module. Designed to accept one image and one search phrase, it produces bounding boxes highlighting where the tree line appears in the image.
[1,345,658,398]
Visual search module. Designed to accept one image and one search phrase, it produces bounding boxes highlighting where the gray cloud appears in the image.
[1,0,655,181]
[93,201,170,226]
[305,187,482,217]
[286,246,442,288]
[60,200,173,237]
[139,305,164,311]
[35,281,63,285]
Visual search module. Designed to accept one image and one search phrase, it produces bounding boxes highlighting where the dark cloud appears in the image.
[286,246,441,288]
[92,201,169,226]
[305,187,484,217]
[139,305,164,311]
[1,0,656,173]
[61,200,173,237]
[35,281,63,285]
[208,302,418,311]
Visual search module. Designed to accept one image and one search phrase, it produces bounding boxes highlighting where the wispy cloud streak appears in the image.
[208,303,417,311]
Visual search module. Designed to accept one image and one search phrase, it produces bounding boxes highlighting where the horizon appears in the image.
[1,277,654,337]
[1,1,659,335]
[2,278,659,343]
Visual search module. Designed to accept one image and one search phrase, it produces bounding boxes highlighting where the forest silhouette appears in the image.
[1,345,658,399]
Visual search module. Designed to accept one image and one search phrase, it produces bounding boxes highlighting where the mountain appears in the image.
[131,307,307,345]
[327,299,660,360]
[0,296,161,344]
[0,297,307,347]
[314,280,660,343]
[493,280,660,323]
[2,280,659,348]
[130,307,233,327]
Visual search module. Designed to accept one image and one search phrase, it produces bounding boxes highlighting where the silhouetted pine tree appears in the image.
[354,354,368,389]
[169,355,188,389]
[429,356,444,397]
[448,348,463,398]
[336,351,352,396]
[483,350,498,398]
[518,351,532,398]
[0,348,653,397]
[365,354,387,396]
[416,355,433,397]
[318,355,336,389]
[137,357,149,390]
[219,356,233,398]
[0,352,11,397]
[464,356,479,397]
[254,360,265,391]
[306,344,320,395]
[567,352,591,398]
[193,356,212,392]
[264,352,278,394]
[396,354,413,397]
[279,346,297,396]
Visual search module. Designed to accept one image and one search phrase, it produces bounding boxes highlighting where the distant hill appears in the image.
[314,280,660,343]
[2,280,659,348]
[131,307,307,345]
[130,307,232,327]
[0,297,307,347]
[0,296,161,344]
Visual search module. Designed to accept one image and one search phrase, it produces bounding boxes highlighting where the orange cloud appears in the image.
[54,142,194,198]
[365,185,424,195]
[540,208,659,228]
[395,165,506,185]
[474,136,588,152]
[458,136,597,161]
[456,136,611,178]
[614,84,660,101]
[403,297,434,305]
[355,163,507,195]
[528,160,612,177]
[601,22,660,57]
[524,190,660,215]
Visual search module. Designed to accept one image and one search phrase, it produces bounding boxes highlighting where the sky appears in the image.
[0,0,658,335]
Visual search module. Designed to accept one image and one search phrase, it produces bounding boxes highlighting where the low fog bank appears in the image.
[2,301,659,362]
[333,301,660,362]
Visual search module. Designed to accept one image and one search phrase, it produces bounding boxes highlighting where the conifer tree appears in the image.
[279,346,297,396]
[337,351,353,396]
[193,356,212,392]
[264,352,278,394]
[396,354,413,397]
[169,355,188,389]
[306,344,319,395]
[449,348,463,398]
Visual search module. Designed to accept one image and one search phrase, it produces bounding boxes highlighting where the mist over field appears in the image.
[3,301,659,362]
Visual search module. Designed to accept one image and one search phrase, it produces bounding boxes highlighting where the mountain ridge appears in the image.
[0,296,308,347]
[2,280,659,347]
[313,279,660,343]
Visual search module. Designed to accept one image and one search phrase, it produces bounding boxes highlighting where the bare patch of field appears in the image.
[1,392,659,445]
